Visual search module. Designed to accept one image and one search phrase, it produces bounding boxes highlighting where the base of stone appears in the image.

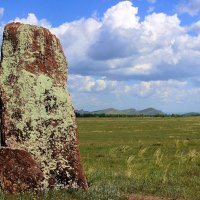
[0,148,44,193]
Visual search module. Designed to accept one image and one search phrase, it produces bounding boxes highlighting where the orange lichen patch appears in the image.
[0,148,44,193]
[3,23,21,54]
[32,28,40,52]
[4,22,21,30]
[2,22,66,86]
[24,25,67,86]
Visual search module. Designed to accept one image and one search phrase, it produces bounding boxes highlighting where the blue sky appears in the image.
[1,0,200,113]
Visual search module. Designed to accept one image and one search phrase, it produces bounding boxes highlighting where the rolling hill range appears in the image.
[76,107,164,116]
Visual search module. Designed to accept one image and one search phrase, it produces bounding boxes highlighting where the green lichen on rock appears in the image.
[0,22,87,192]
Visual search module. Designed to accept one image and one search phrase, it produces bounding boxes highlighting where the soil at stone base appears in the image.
[129,194,186,200]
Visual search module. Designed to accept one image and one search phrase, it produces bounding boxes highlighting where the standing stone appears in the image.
[0,22,87,192]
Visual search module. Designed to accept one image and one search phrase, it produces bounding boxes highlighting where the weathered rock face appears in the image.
[0,148,44,193]
[0,22,87,192]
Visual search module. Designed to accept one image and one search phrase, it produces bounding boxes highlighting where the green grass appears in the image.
[1,117,200,200]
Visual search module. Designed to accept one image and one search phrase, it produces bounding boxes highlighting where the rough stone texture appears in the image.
[0,22,87,192]
[0,148,44,193]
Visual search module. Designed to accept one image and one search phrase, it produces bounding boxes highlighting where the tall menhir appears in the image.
[0,22,87,193]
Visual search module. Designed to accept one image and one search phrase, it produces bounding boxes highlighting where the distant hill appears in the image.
[76,107,164,116]
[137,108,163,116]
[182,112,200,116]
[118,108,137,115]
[92,108,119,115]
[75,108,200,117]
[75,109,90,115]
[92,108,137,115]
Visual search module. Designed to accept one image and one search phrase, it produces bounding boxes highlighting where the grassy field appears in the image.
[2,117,200,200]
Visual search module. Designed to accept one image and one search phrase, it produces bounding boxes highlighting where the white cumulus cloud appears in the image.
[103,1,140,29]
[14,13,51,28]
